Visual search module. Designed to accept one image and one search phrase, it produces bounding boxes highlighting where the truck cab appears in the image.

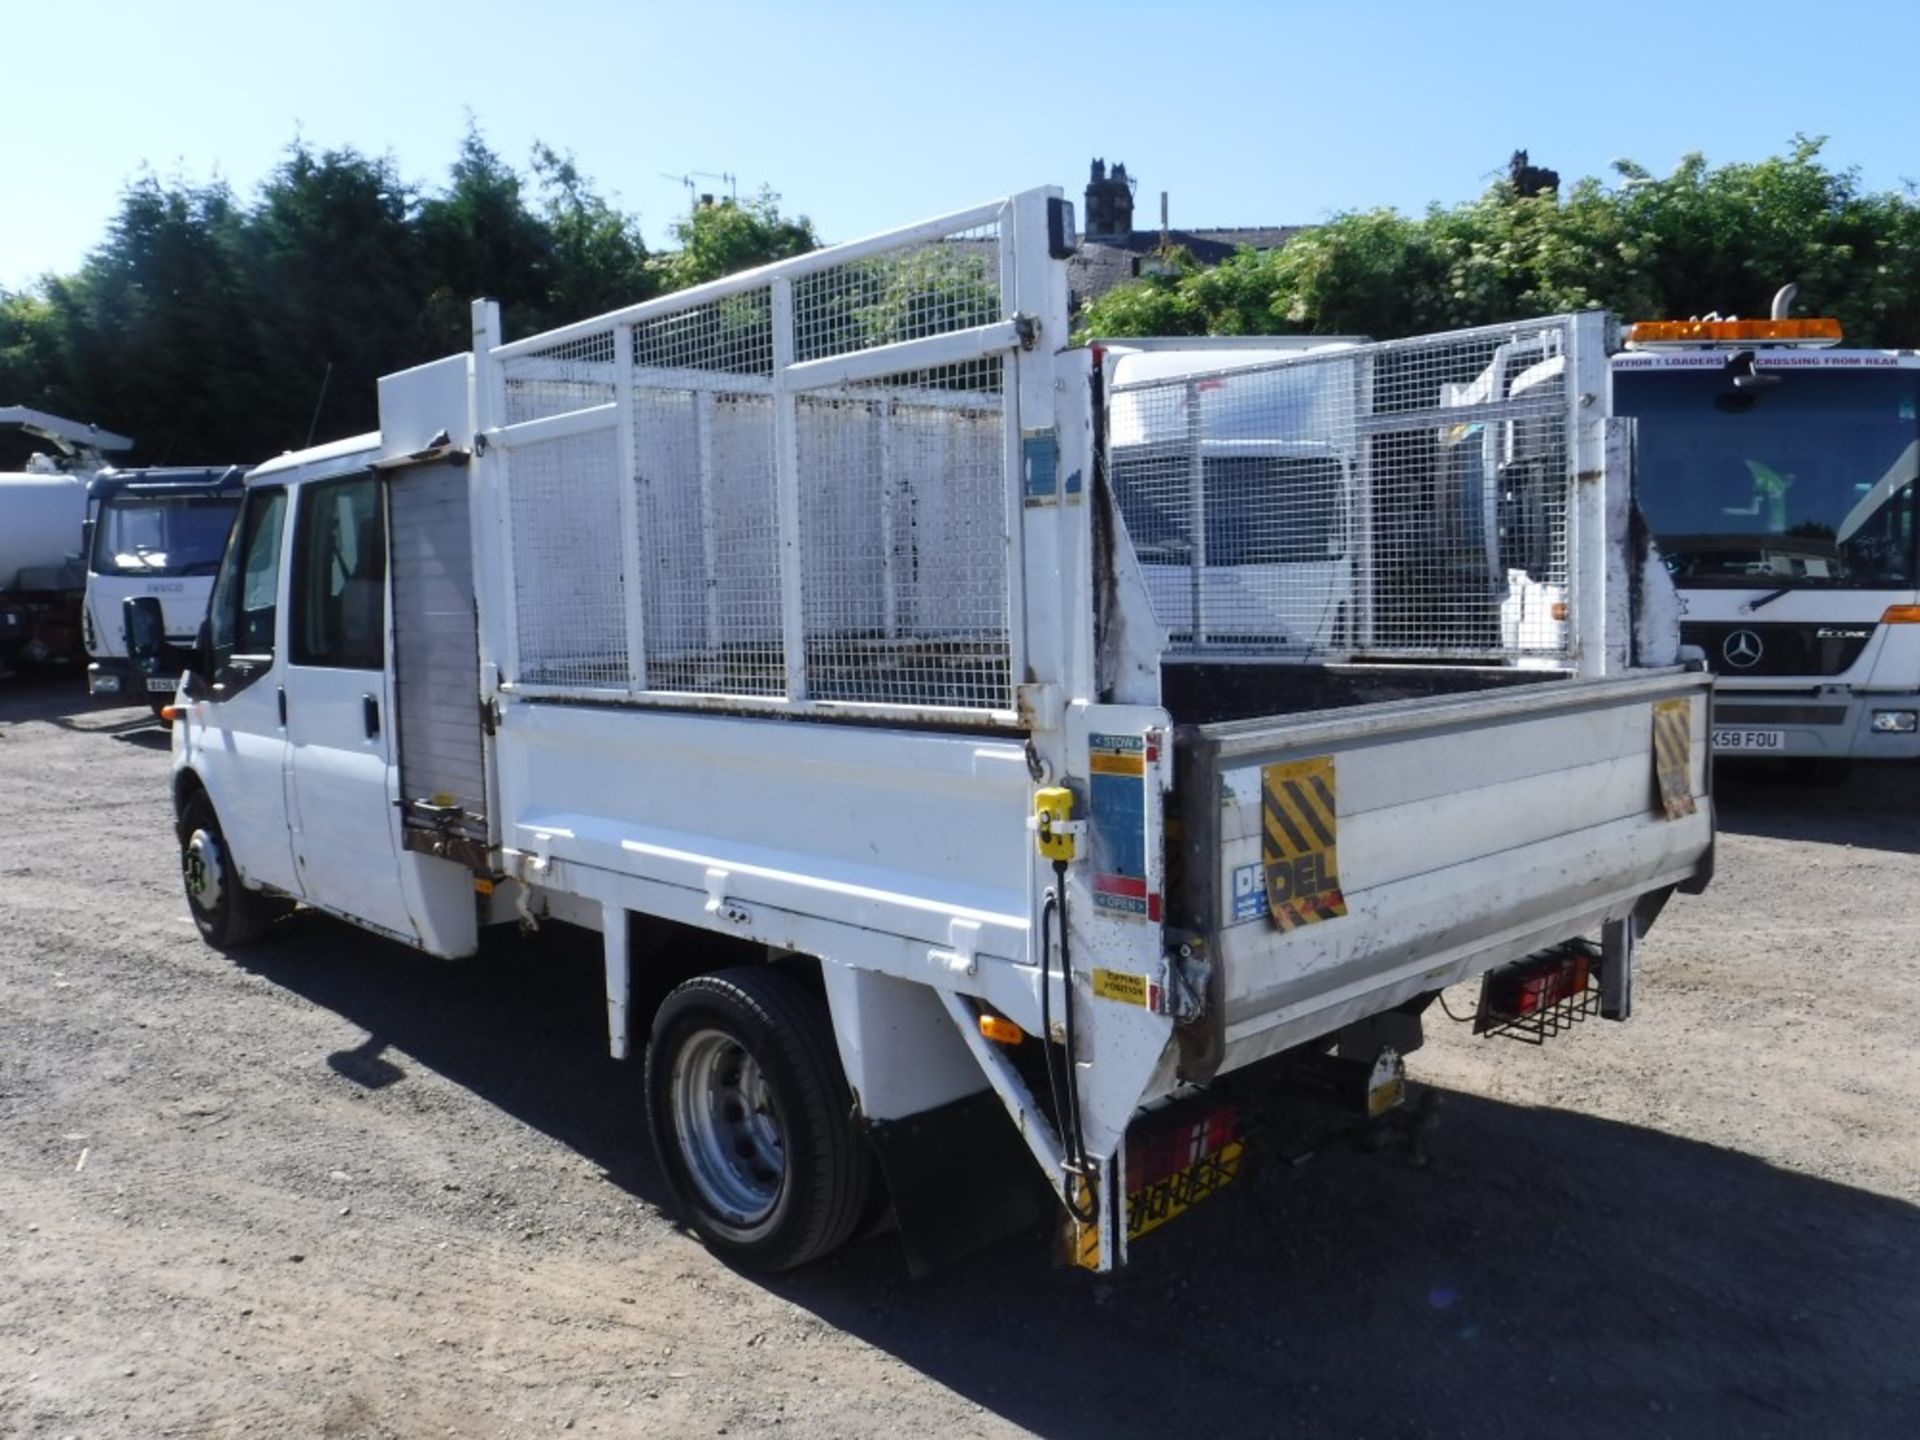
[1612,315,1920,764]
[163,426,479,955]
[84,465,246,708]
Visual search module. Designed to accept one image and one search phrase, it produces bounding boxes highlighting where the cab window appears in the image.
[291,473,385,669]
[209,487,288,665]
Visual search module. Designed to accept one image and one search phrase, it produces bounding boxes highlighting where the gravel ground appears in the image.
[2,677,1916,1439]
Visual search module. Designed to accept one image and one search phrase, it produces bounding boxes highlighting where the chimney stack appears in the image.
[1084,158,1136,241]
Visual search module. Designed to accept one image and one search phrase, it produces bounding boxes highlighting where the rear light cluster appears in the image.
[1475,943,1599,1043]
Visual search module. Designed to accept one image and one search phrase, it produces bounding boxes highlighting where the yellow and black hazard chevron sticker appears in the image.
[1261,755,1347,931]
[1071,1217,1101,1271]
[1653,697,1696,820]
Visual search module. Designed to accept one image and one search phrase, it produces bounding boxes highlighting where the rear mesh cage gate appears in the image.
[1104,315,1605,665]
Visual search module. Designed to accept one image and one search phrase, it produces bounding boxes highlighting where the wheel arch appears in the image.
[172,766,209,828]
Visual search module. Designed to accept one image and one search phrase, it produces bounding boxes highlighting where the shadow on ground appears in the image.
[0,671,128,727]
[1714,759,1920,854]
[242,909,1920,1440]
[238,914,671,1209]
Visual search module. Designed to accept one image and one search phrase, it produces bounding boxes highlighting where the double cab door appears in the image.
[201,469,415,942]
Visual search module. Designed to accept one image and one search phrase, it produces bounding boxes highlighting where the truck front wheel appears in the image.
[177,792,289,950]
[646,967,873,1272]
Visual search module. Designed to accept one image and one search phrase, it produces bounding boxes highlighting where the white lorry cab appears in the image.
[137,187,1714,1276]
[83,465,246,711]
[1608,304,1920,769]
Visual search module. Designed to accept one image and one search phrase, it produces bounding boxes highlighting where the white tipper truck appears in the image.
[135,187,1713,1275]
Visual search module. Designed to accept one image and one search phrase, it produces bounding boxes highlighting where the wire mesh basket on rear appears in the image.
[1106,318,1580,665]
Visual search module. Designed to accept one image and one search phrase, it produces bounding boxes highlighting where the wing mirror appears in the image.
[124,596,210,697]
[123,596,166,663]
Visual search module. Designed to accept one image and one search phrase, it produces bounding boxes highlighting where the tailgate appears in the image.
[1175,669,1712,1079]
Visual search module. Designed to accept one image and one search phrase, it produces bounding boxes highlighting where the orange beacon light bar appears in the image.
[1623,316,1843,349]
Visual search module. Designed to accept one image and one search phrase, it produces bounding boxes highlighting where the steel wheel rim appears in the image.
[669,1027,785,1226]
[184,827,224,911]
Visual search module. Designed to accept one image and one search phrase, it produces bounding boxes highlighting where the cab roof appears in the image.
[87,464,248,499]
[247,432,381,485]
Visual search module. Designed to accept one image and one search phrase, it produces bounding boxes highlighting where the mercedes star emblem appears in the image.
[1722,629,1764,669]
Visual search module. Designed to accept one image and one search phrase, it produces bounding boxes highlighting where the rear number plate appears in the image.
[147,677,177,693]
[1713,728,1784,752]
[1124,1106,1243,1246]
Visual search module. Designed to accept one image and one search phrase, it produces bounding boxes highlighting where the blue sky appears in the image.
[5,0,1916,289]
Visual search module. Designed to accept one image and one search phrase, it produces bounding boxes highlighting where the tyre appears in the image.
[646,966,873,1272]
[177,792,290,950]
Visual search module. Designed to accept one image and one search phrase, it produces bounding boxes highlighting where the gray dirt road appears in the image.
[2,677,1917,1439]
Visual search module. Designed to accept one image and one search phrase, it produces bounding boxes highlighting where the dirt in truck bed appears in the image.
[1,676,1916,1439]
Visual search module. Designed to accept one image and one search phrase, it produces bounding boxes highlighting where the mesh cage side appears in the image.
[506,427,629,687]
[794,358,1010,710]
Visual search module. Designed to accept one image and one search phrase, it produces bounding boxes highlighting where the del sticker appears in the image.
[1231,862,1266,922]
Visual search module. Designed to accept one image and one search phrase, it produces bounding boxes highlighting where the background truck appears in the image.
[83,465,247,712]
[138,186,1713,1277]
[0,407,133,675]
[1608,296,1920,771]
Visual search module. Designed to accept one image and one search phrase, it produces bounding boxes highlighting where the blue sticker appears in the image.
[1230,862,1266,923]
[1023,430,1059,506]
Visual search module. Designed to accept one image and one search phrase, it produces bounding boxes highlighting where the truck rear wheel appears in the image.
[646,967,873,1272]
[178,792,289,950]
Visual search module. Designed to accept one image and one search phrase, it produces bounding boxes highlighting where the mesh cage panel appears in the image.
[486,200,1027,718]
[635,390,785,695]
[503,330,618,424]
[507,427,628,686]
[634,291,774,377]
[796,359,1010,709]
[792,224,1002,364]
[1107,319,1577,662]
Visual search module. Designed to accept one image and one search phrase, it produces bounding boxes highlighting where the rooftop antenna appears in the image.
[660,171,740,208]
[304,361,334,449]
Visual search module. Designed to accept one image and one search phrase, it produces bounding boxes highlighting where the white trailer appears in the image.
[143,187,1713,1275]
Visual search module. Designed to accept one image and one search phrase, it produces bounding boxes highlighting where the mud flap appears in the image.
[865,1091,1051,1277]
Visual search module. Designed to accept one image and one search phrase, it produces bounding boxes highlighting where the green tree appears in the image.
[650,188,817,292]
[1,127,674,460]
[241,142,424,453]
[35,171,261,461]
[1082,139,1920,346]
[532,144,656,323]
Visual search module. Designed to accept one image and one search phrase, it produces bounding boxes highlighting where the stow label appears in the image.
[1652,698,1696,820]
[1089,732,1159,922]
[1261,755,1347,930]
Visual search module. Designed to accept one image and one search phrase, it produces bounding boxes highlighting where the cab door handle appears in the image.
[363,694,381,739]
[277,686,287,727]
